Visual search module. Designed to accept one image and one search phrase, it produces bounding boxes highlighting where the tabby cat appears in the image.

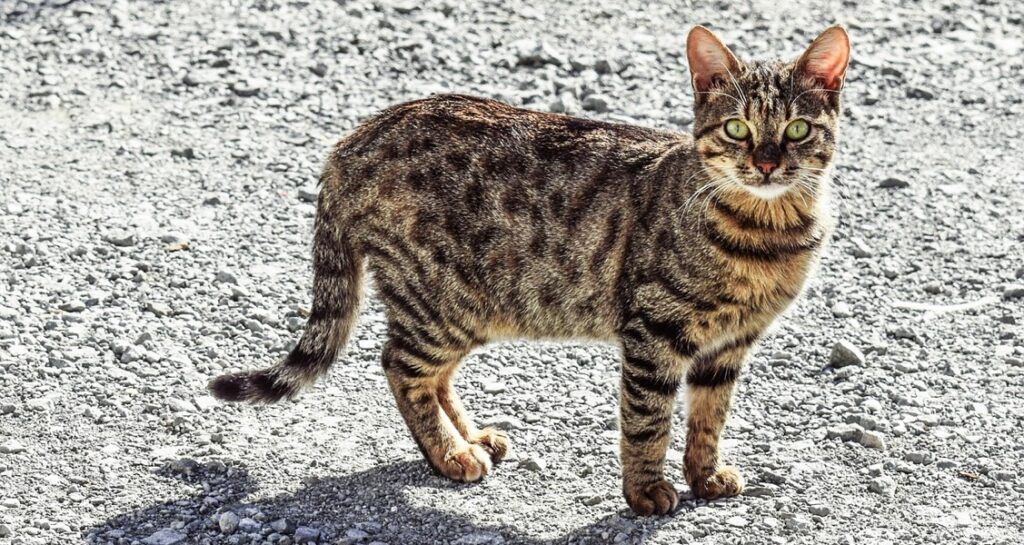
[210,25,850,515]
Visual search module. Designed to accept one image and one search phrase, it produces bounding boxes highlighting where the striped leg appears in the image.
[683,339,751,499]
[437,370,509,463]
[381,327,491,482]
[618,341,687,515]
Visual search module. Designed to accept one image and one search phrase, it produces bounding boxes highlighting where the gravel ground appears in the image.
[2,0,1023,544]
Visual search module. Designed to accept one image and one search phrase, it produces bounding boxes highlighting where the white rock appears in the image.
[0,439,26,454]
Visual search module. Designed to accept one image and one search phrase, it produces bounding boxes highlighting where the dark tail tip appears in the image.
[208,369,296,404]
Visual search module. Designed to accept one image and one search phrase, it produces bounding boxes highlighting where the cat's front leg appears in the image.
[618,339,688,515]
[683,336,755,499]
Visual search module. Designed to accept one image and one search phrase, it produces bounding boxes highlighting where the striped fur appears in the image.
[209,26,849,516]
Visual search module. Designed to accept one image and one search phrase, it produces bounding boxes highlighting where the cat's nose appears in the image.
[755,160,778,175]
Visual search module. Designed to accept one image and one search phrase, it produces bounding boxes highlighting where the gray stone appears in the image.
[849,237,874,258]
[0,439,26,454]
[858,430,886,450]
[808,504,831,517]
[271,519,293,533]
[906,86,936,100]
[582,94,611,112]
[454,531,505,545]
[868,476,897,497]
[346,528,370,540]
[481,415,523,431]
[298,186,319,203]
[905,451,933,465]
[830,340,865,368]
[990,470,1016,482]
[878,176,910,189]
[216,269,239,284]
[1002,285,1024,300]
[142,529,186,545]
[519,455,546,472]
[238,517,260,533]
[294,526,320,543]
[103,229,136,247]
[146,301,172,317]
[219,512,240,533]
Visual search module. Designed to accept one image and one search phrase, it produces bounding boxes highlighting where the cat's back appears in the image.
[339,93,682,156]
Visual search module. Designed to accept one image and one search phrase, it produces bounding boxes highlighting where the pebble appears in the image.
[346,528,370,540]
[519,455,546,472]
[513,39,565,67]
[298,186,319,202]
[1002,285,1024,300]
[808,504,831,517]
[60,300,86,312]
[271,519,294,533]
[218,512,240,533]
[868,476,897,497]
[103,229,136,247]
[831,301,853,318]
[182,69,219,86]
[904,451,933,465]
[0,439,26,454]
[0,524,11,537]
[582,94,611,112]
[725,516,748,528]
[454,531,505,545]
[146,301,172,317]
[170,147,196,160]
[231,79,264,97]
[483,381,506,394]
[216,269,239,284]
[848,237,874,258]
[142,529,186,545]
[238,517,260,533]
[858,430,886,450]
[878,176,910,189]
[294,526,321,543]
[829,340,865,368]
[481,415,524,431]
[990,470,1016,482]
[906,86,936,100]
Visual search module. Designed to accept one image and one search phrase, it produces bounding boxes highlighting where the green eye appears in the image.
[724,119,750,140]
[785,119,810,141]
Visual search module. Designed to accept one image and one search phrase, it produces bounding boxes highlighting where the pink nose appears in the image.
[756,160,778,175]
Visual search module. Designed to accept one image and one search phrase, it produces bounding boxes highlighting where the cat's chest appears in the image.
[695,250,820,344]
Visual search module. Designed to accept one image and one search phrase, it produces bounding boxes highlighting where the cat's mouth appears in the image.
[738,180,792,200]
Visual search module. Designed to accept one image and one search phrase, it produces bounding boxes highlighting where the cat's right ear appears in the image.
[686,26,742,97]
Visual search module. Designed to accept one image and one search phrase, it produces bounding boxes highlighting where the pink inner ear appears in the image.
[801,30,850,90]
[687,28,739,93]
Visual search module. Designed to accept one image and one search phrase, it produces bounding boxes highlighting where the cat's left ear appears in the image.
[795,25,851,91]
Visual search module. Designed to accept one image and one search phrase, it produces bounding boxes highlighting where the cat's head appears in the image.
[686,26,850,200]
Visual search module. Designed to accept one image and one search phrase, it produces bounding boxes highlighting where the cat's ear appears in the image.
[686,26,742,95]
[795,25,850,91]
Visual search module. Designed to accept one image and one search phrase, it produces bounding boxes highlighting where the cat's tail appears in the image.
[208,205,363,404]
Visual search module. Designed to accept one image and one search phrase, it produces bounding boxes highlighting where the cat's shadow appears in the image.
[85,459,682,544]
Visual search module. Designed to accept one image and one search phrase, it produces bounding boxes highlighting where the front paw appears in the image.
[623,479,679,516]
[687,466,745,499]
[469,427,509,463]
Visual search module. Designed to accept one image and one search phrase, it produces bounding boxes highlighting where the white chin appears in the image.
[741,182,791,200]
